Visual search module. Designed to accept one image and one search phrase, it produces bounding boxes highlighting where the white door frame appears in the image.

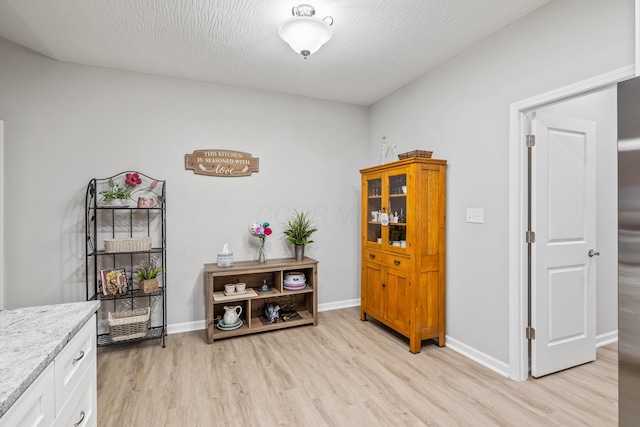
[507,65,635,381]
[0,120,4,309]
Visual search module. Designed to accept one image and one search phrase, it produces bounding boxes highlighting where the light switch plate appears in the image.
[466,208,484,224]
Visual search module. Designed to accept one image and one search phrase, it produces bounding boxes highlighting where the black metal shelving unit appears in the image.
[85,172,167,348]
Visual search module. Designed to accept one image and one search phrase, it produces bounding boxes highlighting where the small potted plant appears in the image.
[283,210,317,261]
[99,173,143,205]
[134,257,164,294]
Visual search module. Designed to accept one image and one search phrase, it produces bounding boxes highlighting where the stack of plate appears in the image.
[284,272,306,290]
[216,318,243,331]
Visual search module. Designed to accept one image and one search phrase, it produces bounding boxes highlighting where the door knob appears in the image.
[588,249,600,257]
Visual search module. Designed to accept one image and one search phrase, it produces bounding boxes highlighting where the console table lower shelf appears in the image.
[204,257,318,344]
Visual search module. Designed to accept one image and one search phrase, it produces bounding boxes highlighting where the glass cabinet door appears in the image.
[366,177,382,245]
[387,172,407,249]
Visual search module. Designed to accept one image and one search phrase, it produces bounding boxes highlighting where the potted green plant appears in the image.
[283,210,318,261]
[99,181,131,204]
[134,257,164,294]
[99,173,144,205]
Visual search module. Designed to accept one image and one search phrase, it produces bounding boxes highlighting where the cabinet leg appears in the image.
[438,330,446,347]
[409,337,421,354]
[360,310,367,321]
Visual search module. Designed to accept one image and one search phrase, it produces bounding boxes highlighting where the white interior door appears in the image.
[531,112,597,378]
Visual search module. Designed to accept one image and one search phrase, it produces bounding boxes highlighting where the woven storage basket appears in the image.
[108,307,150,342]
[104,237,152,253]
[398,150,433,159]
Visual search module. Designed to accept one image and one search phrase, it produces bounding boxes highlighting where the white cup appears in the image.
[224,284,236,294]
[377,238,382,244]
[400,240,406,248]
[236,283,246,293]
[401,186,407,194]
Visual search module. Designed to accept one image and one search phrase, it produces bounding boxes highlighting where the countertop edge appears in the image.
[0,301,100,419]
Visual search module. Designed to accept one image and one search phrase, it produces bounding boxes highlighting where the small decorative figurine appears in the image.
[265,304,281,323]
[379,136,397,164]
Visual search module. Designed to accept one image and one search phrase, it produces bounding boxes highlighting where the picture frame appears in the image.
[100,268,128,296]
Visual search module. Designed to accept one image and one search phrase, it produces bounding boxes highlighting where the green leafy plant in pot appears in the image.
[283,210,318,261]
[134,257,164,294]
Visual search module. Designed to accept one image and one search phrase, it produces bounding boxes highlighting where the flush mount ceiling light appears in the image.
[279,4,333,58]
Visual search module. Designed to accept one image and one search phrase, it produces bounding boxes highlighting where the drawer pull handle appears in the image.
[73,410,86,427]
[394,260,401,266]
[369,254,376,259]
[72,350,85,364]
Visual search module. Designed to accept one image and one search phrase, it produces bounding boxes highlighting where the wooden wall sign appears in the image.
[185,150,259,177]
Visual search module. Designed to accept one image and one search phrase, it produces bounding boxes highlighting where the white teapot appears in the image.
[223,305,242,325]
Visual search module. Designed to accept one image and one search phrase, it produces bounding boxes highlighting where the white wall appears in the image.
[537,87,619,339]
[369,0,634,365]
[0,38,368,326]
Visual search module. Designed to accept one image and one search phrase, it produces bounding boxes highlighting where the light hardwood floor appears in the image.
[97,307,617,426]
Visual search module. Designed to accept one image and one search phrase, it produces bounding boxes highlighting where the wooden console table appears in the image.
[204,257,318,344]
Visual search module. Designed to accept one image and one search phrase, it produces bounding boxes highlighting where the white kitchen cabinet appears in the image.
[0,314,97,427]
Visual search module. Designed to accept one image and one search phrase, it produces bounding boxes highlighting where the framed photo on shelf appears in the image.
[100,268,128,296]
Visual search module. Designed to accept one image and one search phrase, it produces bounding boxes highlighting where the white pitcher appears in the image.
[223,305,242,325]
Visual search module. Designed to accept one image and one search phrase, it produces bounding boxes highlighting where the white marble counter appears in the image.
[0,301,100,418]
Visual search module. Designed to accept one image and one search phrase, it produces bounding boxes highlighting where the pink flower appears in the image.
[250,221,272,238]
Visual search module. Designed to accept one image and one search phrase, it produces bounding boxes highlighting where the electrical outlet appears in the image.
[466,208,484,224]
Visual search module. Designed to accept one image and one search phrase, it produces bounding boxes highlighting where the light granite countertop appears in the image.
[0,300,100,419]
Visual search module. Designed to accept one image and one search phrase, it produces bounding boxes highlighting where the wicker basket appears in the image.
[108,308,150,342]
[398,150,433,159]
[104,237,152,253]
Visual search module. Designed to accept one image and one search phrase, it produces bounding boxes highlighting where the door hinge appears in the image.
[526,135,535,147]
[526,230,535,243]
[526,326,536,340]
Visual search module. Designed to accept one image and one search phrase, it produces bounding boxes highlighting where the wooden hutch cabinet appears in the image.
[360,157,447,353]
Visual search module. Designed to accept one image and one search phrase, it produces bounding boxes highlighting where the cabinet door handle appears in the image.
[369,254,376,259]
[394,260,401,266]
[73,411,86,427]
[72,350,85,364]
[382,283,386,287]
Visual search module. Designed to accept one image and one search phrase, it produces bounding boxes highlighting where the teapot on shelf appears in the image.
[223,305,242,325]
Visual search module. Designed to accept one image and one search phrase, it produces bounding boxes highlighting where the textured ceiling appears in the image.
[0,0,549,106]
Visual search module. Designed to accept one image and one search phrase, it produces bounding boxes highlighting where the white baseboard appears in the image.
[445,335,510,378]
[167,319,206,335]
[596,330,618,347]
[444,331,619,380]
[318,298,360,312]
[165,298,361,335]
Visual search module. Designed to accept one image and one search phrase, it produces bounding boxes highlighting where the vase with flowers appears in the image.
[249,221,272,263]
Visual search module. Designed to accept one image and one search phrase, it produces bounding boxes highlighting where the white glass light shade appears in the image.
[279,16,332,57]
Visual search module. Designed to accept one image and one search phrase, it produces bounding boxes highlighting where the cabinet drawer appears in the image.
[0,364,54,427]
[54,316,96,415]
[363,249,383,262]
[55,357,97,427]
[383,254,411,270]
